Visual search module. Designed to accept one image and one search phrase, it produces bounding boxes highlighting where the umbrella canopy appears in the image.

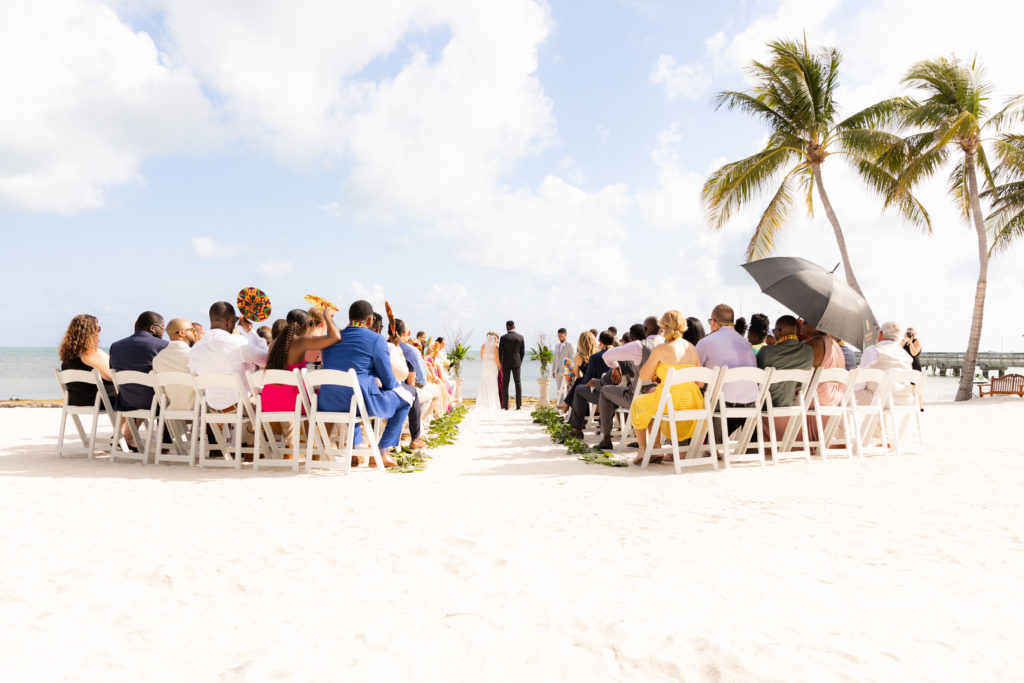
[741,256,880,350]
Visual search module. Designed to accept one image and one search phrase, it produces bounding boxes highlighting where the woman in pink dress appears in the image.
[802,322,846,446]
[262,307,341,417]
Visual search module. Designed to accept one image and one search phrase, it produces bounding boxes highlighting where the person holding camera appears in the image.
[902,327,922,371]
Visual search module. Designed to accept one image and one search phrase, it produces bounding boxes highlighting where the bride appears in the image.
[477,331,502,410]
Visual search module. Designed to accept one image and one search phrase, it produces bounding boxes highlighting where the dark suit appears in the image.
[109,330,168,411]
[320,326,411,451]
[498,329,525,409]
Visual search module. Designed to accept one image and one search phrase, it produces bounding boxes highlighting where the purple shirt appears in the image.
[696,327,757,403]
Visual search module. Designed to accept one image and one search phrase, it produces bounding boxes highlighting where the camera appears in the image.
[906,332,914,339]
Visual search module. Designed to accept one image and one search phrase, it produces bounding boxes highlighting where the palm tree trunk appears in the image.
[812,163,865,297]
[956,151,989,402]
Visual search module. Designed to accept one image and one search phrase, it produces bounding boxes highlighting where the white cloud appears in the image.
[191,236,243,260]
[0,0,215,212]
[649,54,711,100]
[635,125,705,231]
[258,260,294,279]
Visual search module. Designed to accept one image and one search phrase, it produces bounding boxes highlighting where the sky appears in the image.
[1,0,1022,352]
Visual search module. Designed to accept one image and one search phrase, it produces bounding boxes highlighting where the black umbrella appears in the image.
[741,256,880,350]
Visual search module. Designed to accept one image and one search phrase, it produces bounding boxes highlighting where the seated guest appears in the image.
[801,320,847,444]
[567,331,614,437]
[838,339,857,371]
[682,317,706,346]
[58,314,116,409]
[319,300,412,468]
[593,319,662,449]
[270,318,288,341]
[189,301,269,411]
[256,326,273,343]
[747,313,770,351]
[756,315,814,408]
[110,311,168,411]
[372,313,426,450]
[152,318,198,410]
[696,304,757,438]
[557,330,597,412]
[856,321,914,405]
[261,308,340,443]
[397,319,441,421]
[629,311,703,464]
[304,306,327,368]
[192,322,204,341]
[734,317,748,337]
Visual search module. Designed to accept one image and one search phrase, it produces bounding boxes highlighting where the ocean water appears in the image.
[3,347,1011,403]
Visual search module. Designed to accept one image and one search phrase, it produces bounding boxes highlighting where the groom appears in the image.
[499,320,525,410]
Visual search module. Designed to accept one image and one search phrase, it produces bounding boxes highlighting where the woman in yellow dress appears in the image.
[630,310,705,465]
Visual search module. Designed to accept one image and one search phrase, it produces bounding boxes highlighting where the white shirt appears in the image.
[857,339,914,402]
[696,327,758,404]
[152,341,194,410]
[188,328,268,410]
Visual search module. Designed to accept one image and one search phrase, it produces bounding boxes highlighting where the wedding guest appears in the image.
[682,317,706,346]
[189,301,268,411]
[261,308,340,446]
[734,317,748,337]
[552,328,575,402]
[192,322,204,341]
[152,318,197,410]
[747,313,770,352]
[256,326,273,343]
[756,316,813,407]
[856,321,914,405]
[558,330,596,411]
[697,304,757,439]
[901,327,923,371]
[607,326,620,347]
[629,311,703,464]
[567,331,614,437]
[838,339,857,371]
[801,320,847,444]
[110,311,168,412]
[397,319,440,421]
[594,318,663,450]
[304,306,327,368]
[319,300,411,468]
[270,318,288,341]
[371,313,426,450]
[58,314,116,409]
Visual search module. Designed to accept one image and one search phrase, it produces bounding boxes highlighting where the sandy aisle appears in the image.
[1,401,1023,681]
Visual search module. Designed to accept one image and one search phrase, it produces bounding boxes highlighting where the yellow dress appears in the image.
[630,364,704,440]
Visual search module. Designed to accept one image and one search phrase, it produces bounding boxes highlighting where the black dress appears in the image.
[903,342,922,372]
[60,356,117,409]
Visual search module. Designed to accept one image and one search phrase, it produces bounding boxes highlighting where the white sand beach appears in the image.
[1,400,1023,681]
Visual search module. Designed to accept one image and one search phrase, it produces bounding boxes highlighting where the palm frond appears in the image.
[854,157,932,232]
[712,90,798,136]
[746,168,800,260]
[988,93,1024,131]
[987,206,1024,255]
[837,97,914,131]
[702,147,799,229]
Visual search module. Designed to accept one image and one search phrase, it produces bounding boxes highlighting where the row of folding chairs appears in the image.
[53,367,390,474]
[624,365,926,474]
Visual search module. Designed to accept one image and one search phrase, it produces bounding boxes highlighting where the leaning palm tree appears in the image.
[885,56,1024,401]
[702,38,927,297]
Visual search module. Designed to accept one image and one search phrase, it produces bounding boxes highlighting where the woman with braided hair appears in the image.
[260,307,340,414]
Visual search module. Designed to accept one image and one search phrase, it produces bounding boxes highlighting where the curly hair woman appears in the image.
[58,314,117,408]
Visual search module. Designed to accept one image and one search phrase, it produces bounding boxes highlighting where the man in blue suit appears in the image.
[320,299,411,468]
[110,311,169,411]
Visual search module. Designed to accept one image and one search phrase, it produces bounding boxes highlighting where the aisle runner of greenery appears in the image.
[391,405,469,473]
[532,406,628,467]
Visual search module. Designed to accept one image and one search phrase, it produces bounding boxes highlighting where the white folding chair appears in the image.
[639,366,723,474]
[54,368,117,458]
[152,371,200,466]
[248,369,304,472]
[849,368,894,457]
[716,366,773,468]
[109,370,160,464]
[809,368,858,459]
[614,380,645,452]
[301,369,384,473]
[884,369,926,456]
[763,367,819,464]
[194,373,254,469]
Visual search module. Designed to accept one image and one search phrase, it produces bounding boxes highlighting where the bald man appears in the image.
[152,318,197,410]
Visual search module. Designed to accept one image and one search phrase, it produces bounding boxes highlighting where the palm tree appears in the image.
[988,134,1024,251]
[702,38,927,297]
[885,56,1024,401]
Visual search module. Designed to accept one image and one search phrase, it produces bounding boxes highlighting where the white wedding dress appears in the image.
[477,338,501,411]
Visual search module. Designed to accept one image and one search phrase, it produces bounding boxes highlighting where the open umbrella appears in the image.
[741,256,879,350]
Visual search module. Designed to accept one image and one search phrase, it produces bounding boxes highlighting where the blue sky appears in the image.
[2,0,1022,352]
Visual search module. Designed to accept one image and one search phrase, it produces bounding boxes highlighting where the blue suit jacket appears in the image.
[319,326,399,415]
[110,330,169,410]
